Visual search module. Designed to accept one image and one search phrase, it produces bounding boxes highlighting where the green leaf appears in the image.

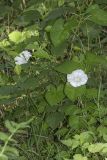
[61,139,73,147]
[19,77,38,90]
[5,120,16,133]
[95,0,107,4]
[45,84,65,106]
[55,61,85,74]
[0,132,9,141]
[9,31,24,43]
[64,17,78,32]
[14,10,41,26]
[86,53,107,67]
[79,132,94,144]
[0,154,8,160]
[0,5,10,18]
[73,154,88,160]
[4,146,19,156]
[44,6,73,24]
[86,88,98,99]
[69,116,80,129]
[81,22,101,39]
[46,112,64,129]
[50,18,69,46]
[51,41,67,56]
[62,105,78,116]
[87,4,107,26]
[14,65,22,75]
[33,48,50,59]
[88,143,107,153]
[65,83,86,101]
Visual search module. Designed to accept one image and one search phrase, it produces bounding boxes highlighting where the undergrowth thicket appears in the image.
[0,0,107,160]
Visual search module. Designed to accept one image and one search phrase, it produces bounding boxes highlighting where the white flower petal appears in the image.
[21,50,32,61]
[14,56,27,65]
[14,50,32,65]
[67,69,88,87]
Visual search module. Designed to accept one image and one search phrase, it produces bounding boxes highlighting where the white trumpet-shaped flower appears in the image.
[67,69,88,87]
[14,50,32,65]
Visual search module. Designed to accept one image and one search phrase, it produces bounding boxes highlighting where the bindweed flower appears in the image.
[67,69,88,87]
[14,50,32,65]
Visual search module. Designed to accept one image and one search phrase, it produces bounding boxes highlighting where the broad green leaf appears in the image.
[86,53,107,66]
[9,31,24,43]
[95,0,107,4]
[73,154,88,160]
[55,151,70,160]
[18,77,38,90]
[79,132,94,144]
[0,132,9,141]
[0,5,10,18]
[26,42,39,50]
[4,146,19,156]
[61,105,78,116]
[0,39,10,48]
[58,0,64,6]
[34,48,50,59]
[55,128,68,136]
[69,116,80,129]
[65,83,86,101]
[55,61,85,74]
[64,17,78,32]
[5,120,16,133]
[81,22,101,39]
[51,41,67,56]
[87,4,107,26]
[61,139,73,147]
[45,84,65,106]
[86,88,98,99]
[0,154,8,160]
[14,10,41,26]
[50,18,69,46]
[46,112,64,129]
[88,143,107,153]
[44,6,73,24]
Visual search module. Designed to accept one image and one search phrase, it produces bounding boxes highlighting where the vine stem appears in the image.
[97,81,102,123]
[0,128,18,156]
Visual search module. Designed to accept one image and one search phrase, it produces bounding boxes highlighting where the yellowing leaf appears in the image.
[9,31,24,43]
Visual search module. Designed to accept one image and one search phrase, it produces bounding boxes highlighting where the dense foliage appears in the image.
[0,0,107,159]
